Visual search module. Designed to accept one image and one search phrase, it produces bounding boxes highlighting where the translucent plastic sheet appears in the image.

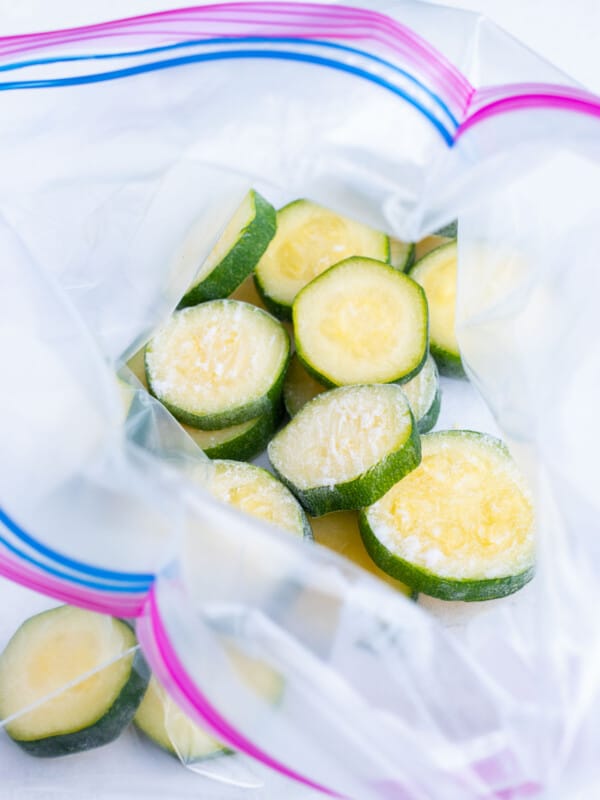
[2,2,600,798]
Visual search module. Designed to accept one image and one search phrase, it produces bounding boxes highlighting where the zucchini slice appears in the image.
[207,460,312,539]
[389,239,415,272]
[134,675,229,762]
[283,352,440,433]
[401,354,441,434]
[183,406,280,462]
[311,511,413,596]
[145,300,290,430]
[0,606,149,757]
[254,200,389,320]
[268,384,421,516]
[409,241,464,377]
[135,646,282,763]
[359,431,535,601]
[282,354,327,418]
[178,190,276,308]
[414,234,451,261]
[293,257,428,388]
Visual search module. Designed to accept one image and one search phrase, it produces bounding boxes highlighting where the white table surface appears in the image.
[0,2,597,798]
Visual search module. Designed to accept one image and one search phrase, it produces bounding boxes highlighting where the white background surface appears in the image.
[0,1,598,798]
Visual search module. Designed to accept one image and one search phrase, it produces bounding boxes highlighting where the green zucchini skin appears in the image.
[14,634,150,758]
[201,405,283,461]
[295,339,428,392]
[252,274,295,322]
[178,191,276,308]
[415,384,441,434]
[358,513,533,601]
[271,415,421,517]
[389,240,415,273]
[430,344,466,379]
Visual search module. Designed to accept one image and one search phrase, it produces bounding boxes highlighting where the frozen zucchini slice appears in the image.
[389,239,415,272]
[254,200,389,320]
[0,606,149,757]
[207,460,312,538]
[282,355,327,418]
[293,257,428,388]
[134,675,229,762]
[409,241,464,377]
[414,234,452,261]
[311,511,413,596]
[359,431,535,601]
[135,650,282,762]
[284,352,440,433]
[145,300,290,429]
[268,384,421,516]
[178,190,276,308]
[184,406,280,461]
[401,353,441,434]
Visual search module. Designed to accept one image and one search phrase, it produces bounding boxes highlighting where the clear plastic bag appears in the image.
[2,2,600,798]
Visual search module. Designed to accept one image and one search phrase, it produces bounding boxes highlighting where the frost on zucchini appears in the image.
[268,384,421,516]
[293,257,428,388]
[184,408,279,461]
[410,240,464,377]
[0,606,149,757]
[284,353,440,434]
[145,300,290,429]
[254,200,389,319]
[359,431,535,601]
[179,190,276,308]
[207,460,312,539]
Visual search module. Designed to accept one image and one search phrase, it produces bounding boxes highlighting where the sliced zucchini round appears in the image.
[178,190,276,308]
[183,406,280,462]
[409,241,464,377]
[311,511,413,596]
[0,606,149,757]
[282,354,327,418]
[135,650,282,762]
[293,257,428,388]
[284,352,440,434]
[359,431,535,601]
[207,460,312,539]
[134,675,229,762]
[389,239,415,272]
[401,353,441,434]
[254,200,389,320]
[414,234,452,262]
[145,300,290,430]
[268,384,421,516]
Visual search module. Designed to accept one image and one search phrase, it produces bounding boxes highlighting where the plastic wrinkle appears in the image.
[139,586,341,798]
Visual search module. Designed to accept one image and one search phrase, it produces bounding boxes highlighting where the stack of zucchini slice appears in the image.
[0,195,535,767]
[138,191,534,605]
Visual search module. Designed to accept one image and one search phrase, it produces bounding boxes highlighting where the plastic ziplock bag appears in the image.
[2,1,600,798]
